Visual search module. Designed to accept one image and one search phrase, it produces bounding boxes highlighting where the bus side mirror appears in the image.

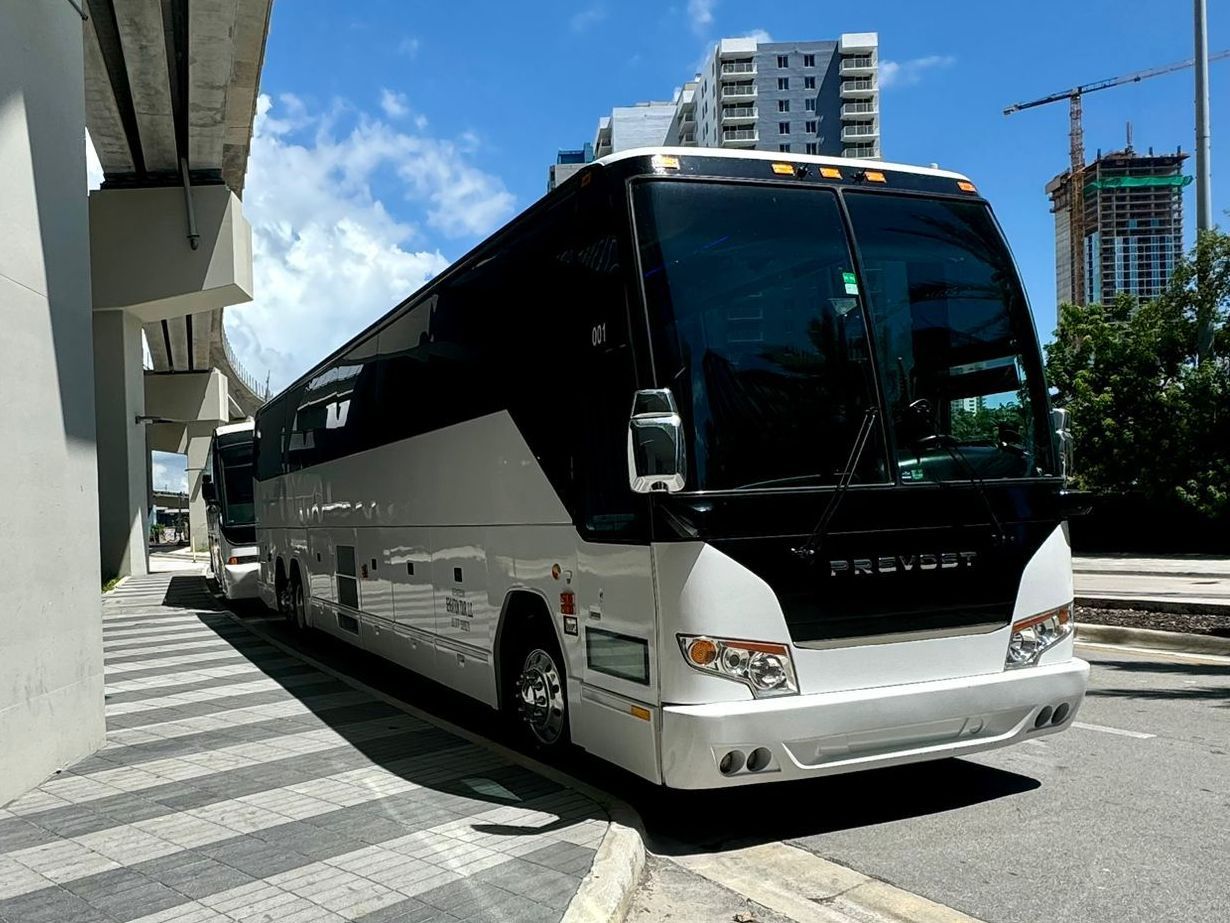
[201,475,217,504]
[1051,407,1073,483]
[627,389,686,494]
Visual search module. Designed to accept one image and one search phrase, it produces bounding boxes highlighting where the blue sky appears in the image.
[153,0,1229,488]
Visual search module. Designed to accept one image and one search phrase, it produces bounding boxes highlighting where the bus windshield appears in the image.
[217,441,255,527]
[632,179,1054,491]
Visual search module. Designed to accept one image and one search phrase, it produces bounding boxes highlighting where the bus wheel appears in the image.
[513,636,569,749]
[290,574,307,631]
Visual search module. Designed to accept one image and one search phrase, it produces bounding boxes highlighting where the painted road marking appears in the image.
[1073,721,1156,739]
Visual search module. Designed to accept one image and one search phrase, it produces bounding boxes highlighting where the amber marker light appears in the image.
[686,638,719,666]
[771,162,795,175]
[820,167,842,179]
[863,170,887,183]
[630,705,652,721]
[957,180,977,193]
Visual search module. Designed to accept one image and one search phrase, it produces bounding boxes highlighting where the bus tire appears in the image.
[506,619,570,751]
[289,567,307,631]
[275,558,290,618]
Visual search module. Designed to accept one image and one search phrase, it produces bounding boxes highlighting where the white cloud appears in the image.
[397,36,420,57]
[223,94,514,392]
[879,55,956,89]
[379,88,409,119]
[151,452,188,493]
[740,28,772,44]
[687,0,716,33]
[86,131,102,190]
[570,3,606,32]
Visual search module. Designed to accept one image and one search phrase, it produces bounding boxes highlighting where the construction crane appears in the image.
[1005,49,1230,304]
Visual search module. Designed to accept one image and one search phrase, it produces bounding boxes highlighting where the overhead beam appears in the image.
[188,0,240,172]
[114,0,178,173]
[223,0,273,195]
[191,310,214,370]
[166,315,189,369]
[83,3,138,174]
[143,320,170,367]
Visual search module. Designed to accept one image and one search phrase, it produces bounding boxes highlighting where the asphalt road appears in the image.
[239,600,1229,923]
[784,645,1230,922]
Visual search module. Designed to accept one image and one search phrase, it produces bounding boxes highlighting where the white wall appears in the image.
[0,1,106,804]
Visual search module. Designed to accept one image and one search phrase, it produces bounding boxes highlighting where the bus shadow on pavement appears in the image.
[635,758,1040,855]
[200,578,1036,852]
[162,574,225,610]
[1084,658,1230,707]
[178,589,609,839]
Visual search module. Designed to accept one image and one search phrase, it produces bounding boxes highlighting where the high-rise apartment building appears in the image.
[1046,147,1190,305]
[685,33,880,158]
[550,32,880,189]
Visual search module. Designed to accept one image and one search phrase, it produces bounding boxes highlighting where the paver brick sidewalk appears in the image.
[0,572,607,923]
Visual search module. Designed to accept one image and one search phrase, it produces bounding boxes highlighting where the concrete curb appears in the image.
[1076,595,1230,616]
[221,608,648,923]
[561,813,646,923]
[1076,622,1230,656]
[676,842,983,923]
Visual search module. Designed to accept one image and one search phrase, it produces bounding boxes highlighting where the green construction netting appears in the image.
[1085,175,1193,191]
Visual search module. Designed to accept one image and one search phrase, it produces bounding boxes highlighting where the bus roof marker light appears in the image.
[958,180,978,193]
[861,170,887,183]
[651,154,681,172]
[771,162,795,175]
[820,167,842,179]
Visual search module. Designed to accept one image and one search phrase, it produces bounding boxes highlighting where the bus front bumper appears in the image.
[659,657,1089,789]
[222,562,260,599]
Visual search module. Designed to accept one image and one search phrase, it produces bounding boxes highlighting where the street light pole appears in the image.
[1194,0,1213,232]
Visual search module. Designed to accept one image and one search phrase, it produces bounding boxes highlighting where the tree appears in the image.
[1045,230,1230,518]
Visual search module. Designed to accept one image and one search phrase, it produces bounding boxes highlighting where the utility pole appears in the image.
[1195,0,1214,363]
[1194,0,1212,232]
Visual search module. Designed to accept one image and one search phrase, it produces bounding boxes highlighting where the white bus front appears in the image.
[627,171,1088,787]
[204,422,260,600]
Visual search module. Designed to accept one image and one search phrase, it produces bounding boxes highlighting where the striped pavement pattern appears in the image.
[0,572,606,922]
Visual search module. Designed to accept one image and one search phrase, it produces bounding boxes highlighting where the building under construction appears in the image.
[1046,147,1191,305]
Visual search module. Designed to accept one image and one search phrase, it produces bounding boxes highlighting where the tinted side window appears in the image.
[254,397,290,481]
[376,298,434,444]
[428,265,504,430]
[288,342,381,470]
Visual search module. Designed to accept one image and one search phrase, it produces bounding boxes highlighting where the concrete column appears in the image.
[0,0,106,804]
[145,369,228,554]
[94,309,150,579]
[187,432,212,553]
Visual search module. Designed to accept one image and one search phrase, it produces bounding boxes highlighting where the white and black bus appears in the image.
[203,421,260,600]
[253,147,1089,789]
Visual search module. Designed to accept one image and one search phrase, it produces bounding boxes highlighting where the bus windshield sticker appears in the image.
[842,271,859,295]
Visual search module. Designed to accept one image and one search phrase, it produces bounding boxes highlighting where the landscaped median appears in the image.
[1076,599,1230,656]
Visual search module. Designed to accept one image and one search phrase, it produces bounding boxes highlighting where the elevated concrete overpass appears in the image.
[85,0,274,570]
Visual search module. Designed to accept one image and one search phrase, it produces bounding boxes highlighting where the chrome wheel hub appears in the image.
[517,649,565,745]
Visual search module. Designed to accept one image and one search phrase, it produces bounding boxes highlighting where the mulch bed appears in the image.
[1076,606,1230,638]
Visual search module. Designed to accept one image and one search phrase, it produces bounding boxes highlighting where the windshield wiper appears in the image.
[916,433,1011,547]
[790,406,879,561]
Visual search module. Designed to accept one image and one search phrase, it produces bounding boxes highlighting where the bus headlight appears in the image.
[1005,604,1074,669]
[678,635,799,698]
